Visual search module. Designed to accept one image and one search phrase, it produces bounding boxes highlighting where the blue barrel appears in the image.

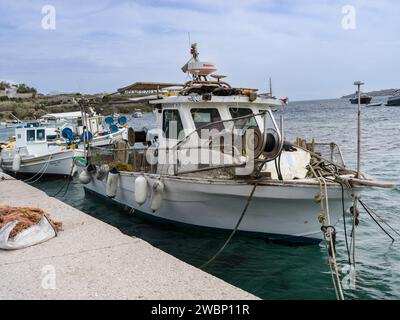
[118,116,127,125]
[62,127,74,140]
[80,131,93,141]
[104,116,114,125]
[110,125,119,133]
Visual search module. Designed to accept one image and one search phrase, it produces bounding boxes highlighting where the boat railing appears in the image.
[309,142,346,168]
[86,136,346,178]
[87,145,158,174]
[86,111,280,177]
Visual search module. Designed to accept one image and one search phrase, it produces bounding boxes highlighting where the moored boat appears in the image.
[76,44,394,243]
[386,91,400,106]
[350,93,372,104]
[0,122,81,176]
[41,110,128,148]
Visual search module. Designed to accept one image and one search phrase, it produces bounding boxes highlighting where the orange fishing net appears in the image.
[0,205,62,238]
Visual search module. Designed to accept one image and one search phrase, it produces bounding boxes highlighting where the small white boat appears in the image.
[132,111,143,118]
[3,120,22,128]
[366,102,382,107]
[0,122,81,176]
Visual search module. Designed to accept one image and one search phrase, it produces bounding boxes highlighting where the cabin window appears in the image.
[229,108,258,129]
[36,129,45,141]
[191,108,224,131]
[27,130,36,142]
[163,109,183,139]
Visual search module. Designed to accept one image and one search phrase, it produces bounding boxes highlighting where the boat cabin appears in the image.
[145,93,287,176]
[13,122,52,157]
[41,110,105,136]
[151,94,283,144]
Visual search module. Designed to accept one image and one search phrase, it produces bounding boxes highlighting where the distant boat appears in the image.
[366,102,382,107]
[4,119,22,128]
[350,92,372,105]
[386,91,400,106]
[40,110,128,148]
[132,111,143,118]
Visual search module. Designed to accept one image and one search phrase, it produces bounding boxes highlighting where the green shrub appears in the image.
[16,83,37,94]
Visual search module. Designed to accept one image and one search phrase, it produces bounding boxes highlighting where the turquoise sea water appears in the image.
[1,98,399,300]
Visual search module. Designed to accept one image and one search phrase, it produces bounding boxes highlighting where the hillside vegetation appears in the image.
[0,93,152,121]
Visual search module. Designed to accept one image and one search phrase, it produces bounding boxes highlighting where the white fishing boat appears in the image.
[0,122,81,176]
[77,44,394,243]
[41,110,128,148]
[2,119,22,128]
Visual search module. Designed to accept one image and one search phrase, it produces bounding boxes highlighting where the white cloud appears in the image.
[0,0,399,99]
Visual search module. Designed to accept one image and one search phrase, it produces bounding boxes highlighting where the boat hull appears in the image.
[350,97,372,104]
[88,128,128,147]
[81,171,353,243]
[387,97,400,106]
[1,150,77,176]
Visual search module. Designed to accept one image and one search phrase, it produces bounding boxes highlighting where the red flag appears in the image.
[281,97,289,104]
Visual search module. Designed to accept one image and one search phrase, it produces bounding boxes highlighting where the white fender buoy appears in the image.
[95,164,109,181]
[134,175,147,206]
[106,169,119,198]
[150,180,164,212]
[79,169,91,184]
[12,154,21,172]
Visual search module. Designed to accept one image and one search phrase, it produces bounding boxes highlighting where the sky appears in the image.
[0,0,399,100]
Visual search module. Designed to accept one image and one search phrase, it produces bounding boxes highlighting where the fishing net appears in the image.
[0,205,62,239]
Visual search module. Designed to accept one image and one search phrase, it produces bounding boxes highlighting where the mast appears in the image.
[269,77,273,97]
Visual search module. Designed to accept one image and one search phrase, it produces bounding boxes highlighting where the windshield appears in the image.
[229,108,258,129]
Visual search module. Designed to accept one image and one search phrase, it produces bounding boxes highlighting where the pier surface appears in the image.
[0,173,257,300]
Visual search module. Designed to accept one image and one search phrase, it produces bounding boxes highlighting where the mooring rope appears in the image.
[358,199,396,242]
[24,155,53,184]
[51,160,76,198]
[199,181,259,269]
[308,163,345,300]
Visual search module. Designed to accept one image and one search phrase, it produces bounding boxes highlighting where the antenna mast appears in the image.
[269,77,273,97]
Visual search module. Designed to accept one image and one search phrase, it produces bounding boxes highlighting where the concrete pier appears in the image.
[0,173,257,300]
